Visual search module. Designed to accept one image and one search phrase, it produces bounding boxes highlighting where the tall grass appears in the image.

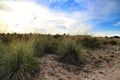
[33,37,59,57]
[57,38,86,65]
[0,40,38,80]
[81,37,102,50]
[0,33,119,79]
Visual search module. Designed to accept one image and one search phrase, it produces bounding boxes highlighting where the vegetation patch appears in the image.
[57,39,86,66]
[0,40,38,80]
[33,37,59,57]
[81,37,102,50]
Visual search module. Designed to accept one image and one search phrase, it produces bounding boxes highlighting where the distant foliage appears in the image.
[100,38,120,45]
[108,39,119,45]
[81,37,102,49]
[0,34,12,44]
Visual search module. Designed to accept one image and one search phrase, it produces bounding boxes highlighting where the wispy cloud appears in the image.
[114,22,120,27]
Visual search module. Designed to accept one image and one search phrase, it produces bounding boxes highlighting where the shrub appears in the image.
[108,39,119,45]
[33,37,59,57]
[0,40,38,80]
[44,38,58,54]
[81,37,102,50]
[57,38,86,66]
[0,35,12,44]
[101,38,120,45]
[33,38,45,57]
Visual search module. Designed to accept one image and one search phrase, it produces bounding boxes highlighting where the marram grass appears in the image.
[57,38,86,65]
[0,40,38,80]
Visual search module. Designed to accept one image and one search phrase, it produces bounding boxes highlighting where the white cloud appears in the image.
[0,0,119,36]
[74,0,120,19]
[0,1,92,34]
[114,22,120,27]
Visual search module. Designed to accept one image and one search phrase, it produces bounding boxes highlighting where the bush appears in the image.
[81,37,102,50]
[57,39,86,66]
[43,38,58,54]
[0,35,12,44]
[108,39,119,45]
[33,38,45,57]
[0,40,38,80]
[33,37,59,57]
[101,38,120,45]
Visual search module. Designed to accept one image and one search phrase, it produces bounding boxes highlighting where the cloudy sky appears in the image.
[0,0,120,36]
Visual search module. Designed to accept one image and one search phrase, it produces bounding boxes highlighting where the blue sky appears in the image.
[0,0,120,36]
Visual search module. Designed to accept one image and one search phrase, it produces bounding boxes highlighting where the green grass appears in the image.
[57,38,86,65]
[0,40,38,80]
[81,37,102,50]
[0,33,119,80]
[33,37,59,57]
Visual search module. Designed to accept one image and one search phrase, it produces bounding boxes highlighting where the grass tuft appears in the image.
[57,38,86,66]
[33,37,59,57]
[0,40,38,80]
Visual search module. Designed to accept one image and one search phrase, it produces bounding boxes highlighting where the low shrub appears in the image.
[81,37,102,50]
[44,38,58,54]
[108,39,119,45]
[33,38,45,57]
[101,38,120,45]
[33,37,59,57]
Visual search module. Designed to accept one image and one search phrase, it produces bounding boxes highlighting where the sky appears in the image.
[0,0,120,36]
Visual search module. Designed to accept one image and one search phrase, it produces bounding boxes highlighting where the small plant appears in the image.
[0,40,38,80]
[57,38,86,66]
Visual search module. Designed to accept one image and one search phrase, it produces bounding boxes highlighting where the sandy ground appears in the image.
[34,46,120,80]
